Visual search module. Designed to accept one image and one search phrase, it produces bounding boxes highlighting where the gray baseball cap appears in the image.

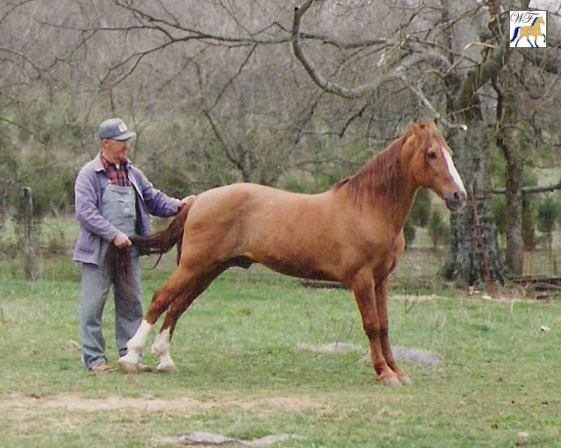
[98,118,136,141]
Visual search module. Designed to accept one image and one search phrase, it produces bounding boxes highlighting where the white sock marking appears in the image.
[152,328,175,370]
[151,328,171,357]
[127,320,153,353]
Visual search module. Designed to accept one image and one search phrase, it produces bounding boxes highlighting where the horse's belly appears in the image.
[268,261,339,282]
[253,251,341,283]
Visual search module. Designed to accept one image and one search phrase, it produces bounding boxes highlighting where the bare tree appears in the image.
[290,0,561,287]
[2,0,561,286]
[489,0,561,276]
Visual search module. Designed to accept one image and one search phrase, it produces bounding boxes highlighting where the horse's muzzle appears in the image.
[445,191,467,212]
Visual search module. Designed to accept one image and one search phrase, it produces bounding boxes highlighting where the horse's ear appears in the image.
[409,121,424,139]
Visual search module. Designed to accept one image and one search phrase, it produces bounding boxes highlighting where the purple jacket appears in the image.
[73,153,181,265]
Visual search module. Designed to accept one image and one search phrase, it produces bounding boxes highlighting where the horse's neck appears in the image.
[373,178,419,232]
[340,148,420,232]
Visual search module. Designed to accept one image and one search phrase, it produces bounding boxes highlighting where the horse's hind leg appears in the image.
[150,305,187,373]
[118,265,200,373]
[151,265,227,373]
[117,286,174,373]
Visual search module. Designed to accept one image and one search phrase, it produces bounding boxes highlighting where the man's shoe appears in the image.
[89,361,112,373]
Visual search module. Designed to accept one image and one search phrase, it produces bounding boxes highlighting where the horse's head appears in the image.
[405,120,467,211]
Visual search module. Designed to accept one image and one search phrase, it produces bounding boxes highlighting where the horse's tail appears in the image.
[131,195,195,261]
[510,27,520,42]
[106,196,195,296]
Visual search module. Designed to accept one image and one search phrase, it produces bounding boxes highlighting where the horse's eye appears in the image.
[428,151,438,160]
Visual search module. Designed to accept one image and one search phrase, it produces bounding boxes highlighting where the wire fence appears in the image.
[2,214,561,299]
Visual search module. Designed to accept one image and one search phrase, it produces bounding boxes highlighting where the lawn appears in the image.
[0,260,560,448]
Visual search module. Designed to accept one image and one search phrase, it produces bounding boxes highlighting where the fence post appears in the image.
[22,186,36,281]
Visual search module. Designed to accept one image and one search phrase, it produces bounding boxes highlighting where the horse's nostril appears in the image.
[454,191,466,202]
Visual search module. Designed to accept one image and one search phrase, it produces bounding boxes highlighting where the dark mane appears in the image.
[333,131,413,204]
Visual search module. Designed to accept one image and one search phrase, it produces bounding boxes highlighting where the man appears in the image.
[73,118,192,373]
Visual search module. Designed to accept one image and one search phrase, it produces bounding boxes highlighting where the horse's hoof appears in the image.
[118,358,139,374]
[398,375,412,386]
[381,375,403,388]
[157,363,177,374]
[137,362,153,373]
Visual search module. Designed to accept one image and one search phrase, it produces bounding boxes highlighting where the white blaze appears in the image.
[442,150,466,195]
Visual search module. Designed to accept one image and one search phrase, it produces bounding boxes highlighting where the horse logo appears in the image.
[510,11,547,48]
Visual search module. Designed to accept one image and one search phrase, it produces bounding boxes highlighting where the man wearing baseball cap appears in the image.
[73,118,193,373]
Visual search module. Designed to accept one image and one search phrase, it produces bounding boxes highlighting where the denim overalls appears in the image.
[78,185,144,369]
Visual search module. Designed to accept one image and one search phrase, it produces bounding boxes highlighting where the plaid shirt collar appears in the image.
[100,154,131,187]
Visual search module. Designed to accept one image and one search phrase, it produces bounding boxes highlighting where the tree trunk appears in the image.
[521,193,536,251]
[504,149,524,276]
[448,119,506,289]
[442,0,513,289]
[22,187,36,281]
[494,72,524,277]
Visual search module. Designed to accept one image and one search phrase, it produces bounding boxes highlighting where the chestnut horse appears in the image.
[118,120,466,387]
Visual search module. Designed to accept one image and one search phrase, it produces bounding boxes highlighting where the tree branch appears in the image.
[292,1,467,129]
[291,0,391,99]
[208,44,258,111]
[0,47,43,78]
[522,37,561,75]
[493,180,561,195]
[202,109,252,181]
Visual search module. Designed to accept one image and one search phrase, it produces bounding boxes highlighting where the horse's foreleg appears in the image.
[352,272,401,387]
[151,265,227,373]
[375,277,411,386]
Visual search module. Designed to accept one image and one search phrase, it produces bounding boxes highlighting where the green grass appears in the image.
[0,264,560,448]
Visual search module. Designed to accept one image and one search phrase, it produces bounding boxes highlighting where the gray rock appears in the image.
[156,432,238,446]
[296,342,362,354]
[155,431,305,446]
[359,346,444,367]
[298,342,444,367]
[392,346,444,366]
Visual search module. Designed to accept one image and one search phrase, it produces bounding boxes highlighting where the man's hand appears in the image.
[178,195,196,211]
[180,195,196,206]
[113,231,132,249]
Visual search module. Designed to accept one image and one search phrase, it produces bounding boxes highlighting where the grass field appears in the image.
[1,259,561,448]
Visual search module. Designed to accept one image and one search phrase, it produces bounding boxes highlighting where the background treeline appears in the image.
[1,0,561,284]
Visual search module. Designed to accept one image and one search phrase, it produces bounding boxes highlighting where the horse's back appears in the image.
[190,182,329,219]
[187,184,290,219]
[182,183,345,279]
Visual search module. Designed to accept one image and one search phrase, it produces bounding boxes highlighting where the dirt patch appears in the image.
[1,393,329,414]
